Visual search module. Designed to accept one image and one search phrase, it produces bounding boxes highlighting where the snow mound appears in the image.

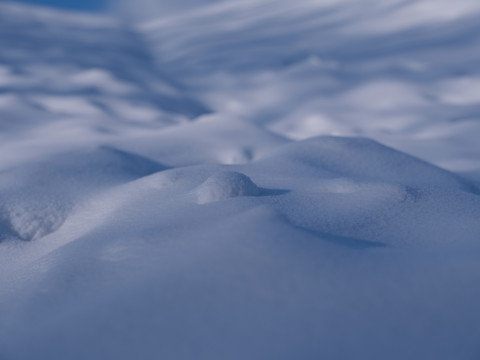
[195,171,260,204]
[262,136,478,193]
[0,201,68,242]
[0,146,164,241]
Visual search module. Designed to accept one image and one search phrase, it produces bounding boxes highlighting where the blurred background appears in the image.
[8,0,106,11]
[2,0,480,178]
[8,0,224,17]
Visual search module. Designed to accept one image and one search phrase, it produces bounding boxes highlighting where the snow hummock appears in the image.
[195,171,260,204]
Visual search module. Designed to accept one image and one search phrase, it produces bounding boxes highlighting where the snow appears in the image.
[195,171,260,204]
[0,1,480,359]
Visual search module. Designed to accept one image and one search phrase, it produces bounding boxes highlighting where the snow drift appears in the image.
[0,1,480,360]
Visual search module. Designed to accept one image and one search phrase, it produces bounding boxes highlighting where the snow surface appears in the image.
[1,1,480,359]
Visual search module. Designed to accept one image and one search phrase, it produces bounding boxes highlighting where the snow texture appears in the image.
[0,1,480,359]
[195,171,260,204]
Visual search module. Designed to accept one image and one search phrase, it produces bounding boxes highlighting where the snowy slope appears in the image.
[1,1,480,359]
